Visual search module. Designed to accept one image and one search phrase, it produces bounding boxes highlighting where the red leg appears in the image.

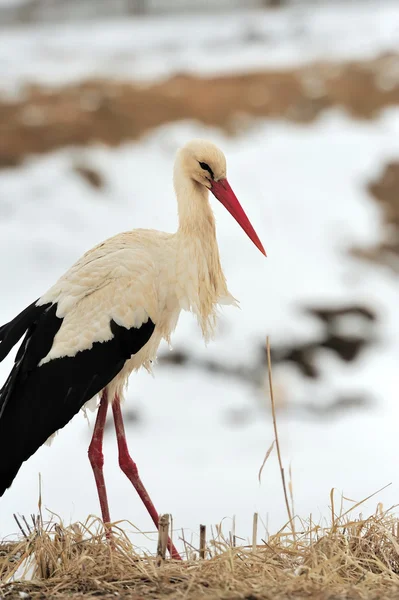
[112,395,182,560]
[88,389,111,525]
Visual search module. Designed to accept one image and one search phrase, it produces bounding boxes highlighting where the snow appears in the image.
[1,1,399,96]
[1,110,399,556]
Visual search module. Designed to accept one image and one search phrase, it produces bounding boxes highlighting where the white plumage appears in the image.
[38,226,236,399]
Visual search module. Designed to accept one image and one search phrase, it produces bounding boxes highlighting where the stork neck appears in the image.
[175,173,217,242]
[173,172,232,340]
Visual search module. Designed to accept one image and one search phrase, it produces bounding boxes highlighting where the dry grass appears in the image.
[2,504,399,599]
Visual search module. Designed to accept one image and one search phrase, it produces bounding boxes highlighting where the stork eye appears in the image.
[199,162,214,179]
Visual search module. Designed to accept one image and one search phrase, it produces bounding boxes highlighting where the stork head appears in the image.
[177,139,266,256]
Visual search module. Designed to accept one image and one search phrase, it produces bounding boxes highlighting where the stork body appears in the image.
[0,140,265,559]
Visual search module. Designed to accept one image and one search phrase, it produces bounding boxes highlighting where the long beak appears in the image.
[210,178,266,256]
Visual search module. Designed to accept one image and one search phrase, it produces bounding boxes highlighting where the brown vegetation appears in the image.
[1,53,399,168]
[2,507,399,600]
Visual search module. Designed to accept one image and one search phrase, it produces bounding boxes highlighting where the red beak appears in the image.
[210,178,266,256]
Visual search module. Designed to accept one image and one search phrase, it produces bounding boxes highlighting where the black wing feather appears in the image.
[0,301,155,496]
[0,300,43,362]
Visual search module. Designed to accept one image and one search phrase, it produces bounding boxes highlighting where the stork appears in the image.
[0,139,265,560]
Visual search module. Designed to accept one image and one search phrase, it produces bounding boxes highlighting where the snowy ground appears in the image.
[1,1,399,96]
[0,111,399,556]
[1,1,399,558]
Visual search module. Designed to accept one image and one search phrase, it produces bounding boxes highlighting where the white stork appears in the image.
[0,139,265,559]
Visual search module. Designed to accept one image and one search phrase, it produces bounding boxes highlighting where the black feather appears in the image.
[0,300,44,362]
[0,303,155,496]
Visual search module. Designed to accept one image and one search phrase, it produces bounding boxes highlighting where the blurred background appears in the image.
[1,0,399,555]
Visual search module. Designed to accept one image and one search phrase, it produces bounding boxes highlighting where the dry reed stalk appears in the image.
[169,513,174,556]
[156,514,169,565]
[199,525,206,559]
[180,528,189,559]
[252,513,258,552]
[13,514,28,540]
[258,440,275,484]
[266,336,296,539]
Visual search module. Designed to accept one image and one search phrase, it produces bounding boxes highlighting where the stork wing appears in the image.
[0,282,155,497]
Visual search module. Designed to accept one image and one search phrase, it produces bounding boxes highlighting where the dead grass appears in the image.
[2,505,399,599]
[2,52,399,167]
